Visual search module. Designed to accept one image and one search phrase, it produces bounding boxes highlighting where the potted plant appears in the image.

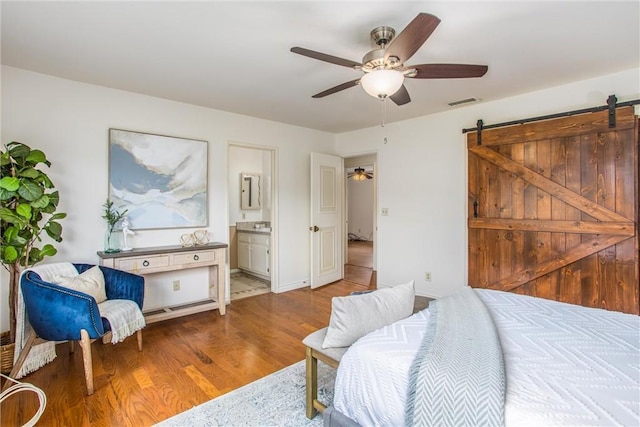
[102,198,127,253]
[0,141,65,371]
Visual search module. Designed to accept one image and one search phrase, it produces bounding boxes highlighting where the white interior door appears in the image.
[310,153,343,288]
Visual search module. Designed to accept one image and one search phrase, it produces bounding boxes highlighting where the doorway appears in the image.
[228,143,277,301]
[344,154,376,287]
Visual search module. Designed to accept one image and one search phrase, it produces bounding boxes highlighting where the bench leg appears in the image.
[305,346,318,419]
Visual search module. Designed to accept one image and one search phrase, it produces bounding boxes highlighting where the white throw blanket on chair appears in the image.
[14,262,145,378]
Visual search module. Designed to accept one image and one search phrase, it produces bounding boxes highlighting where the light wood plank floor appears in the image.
[344,241,374,286]
[0,280,373,427]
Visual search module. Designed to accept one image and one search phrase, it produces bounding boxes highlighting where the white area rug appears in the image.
[157,360,335,426]
[230,273,270,301]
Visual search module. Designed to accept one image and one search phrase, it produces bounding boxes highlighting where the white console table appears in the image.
[97,242,228,323]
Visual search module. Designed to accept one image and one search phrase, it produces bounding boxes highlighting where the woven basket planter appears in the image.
[1,332,15,374]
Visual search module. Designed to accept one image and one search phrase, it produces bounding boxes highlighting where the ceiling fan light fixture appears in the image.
[360,69,404,99]
[351,167,372,181]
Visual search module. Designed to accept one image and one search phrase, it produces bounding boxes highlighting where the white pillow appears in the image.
[53,265,108,303]
[322,280,415,349]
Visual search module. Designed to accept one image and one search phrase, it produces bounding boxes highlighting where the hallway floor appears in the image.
[344,240,374,286]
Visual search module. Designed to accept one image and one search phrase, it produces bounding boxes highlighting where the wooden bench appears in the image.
[302,327,349,419]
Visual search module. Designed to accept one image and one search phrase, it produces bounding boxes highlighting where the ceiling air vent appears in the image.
[448,97,478,107]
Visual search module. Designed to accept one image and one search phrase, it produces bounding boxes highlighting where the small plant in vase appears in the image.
[102,199,127,253]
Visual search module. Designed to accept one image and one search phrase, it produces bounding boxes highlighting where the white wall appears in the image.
[348,177,374,240]
[228,145,267,224]
[335,67,640,298]
[0,66,336,330]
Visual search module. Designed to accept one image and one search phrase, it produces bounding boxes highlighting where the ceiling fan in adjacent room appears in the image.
[348,167,373,181]
[291,13,488,105]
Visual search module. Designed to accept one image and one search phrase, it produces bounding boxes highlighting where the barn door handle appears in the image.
[473,200,478,218]
[309,225,319,232]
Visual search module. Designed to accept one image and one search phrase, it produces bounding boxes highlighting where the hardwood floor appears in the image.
[0,280,372,427]
[344,241,374,286]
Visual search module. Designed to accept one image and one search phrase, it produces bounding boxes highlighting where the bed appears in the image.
[330,288,640,426]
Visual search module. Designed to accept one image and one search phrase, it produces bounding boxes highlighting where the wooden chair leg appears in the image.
[2,330,37,392]
[79,329,94,395]
[305,346,318,419]
[136,329,143,352]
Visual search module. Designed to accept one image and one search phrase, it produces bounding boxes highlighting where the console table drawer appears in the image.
[173,250,216,266]
[117,255,170,272]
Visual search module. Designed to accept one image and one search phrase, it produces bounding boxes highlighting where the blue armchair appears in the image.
[13,263,145,395]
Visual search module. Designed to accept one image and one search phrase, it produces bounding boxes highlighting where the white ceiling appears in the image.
[2,1,638,133]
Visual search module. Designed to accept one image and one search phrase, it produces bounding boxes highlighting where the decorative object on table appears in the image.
[120,216,135,251]
[108,129,208,230]
[179,229,210,247]
[102,199,127,253]
[0,141,66,369]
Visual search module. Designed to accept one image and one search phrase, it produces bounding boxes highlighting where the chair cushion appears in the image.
[303,327,349,363]
[54,265,107,303]
[322,281,415,349]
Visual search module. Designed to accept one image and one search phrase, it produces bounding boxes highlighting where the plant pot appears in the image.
[1,331,15,374]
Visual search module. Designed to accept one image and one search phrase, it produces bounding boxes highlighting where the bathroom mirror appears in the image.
[241,172,262,210]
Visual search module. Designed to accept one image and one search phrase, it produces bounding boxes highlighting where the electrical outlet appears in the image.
[381,208,389,216]
[173,280,181,291]
[424,272,432,282]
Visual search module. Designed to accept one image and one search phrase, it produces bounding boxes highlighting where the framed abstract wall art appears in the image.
[108,129,208,230]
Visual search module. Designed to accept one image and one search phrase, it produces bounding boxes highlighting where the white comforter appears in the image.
[333,289,640,426]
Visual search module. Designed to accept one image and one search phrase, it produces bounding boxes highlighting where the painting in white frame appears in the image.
[109,129,208,230]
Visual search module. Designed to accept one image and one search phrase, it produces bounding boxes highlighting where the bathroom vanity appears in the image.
[236,222,271,281]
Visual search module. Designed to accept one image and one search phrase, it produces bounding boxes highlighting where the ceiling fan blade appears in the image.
[390,84,411,106]
[384,13,440,64]
[312,79,360,98]
[409,63,488,79]
[291,47,362,69]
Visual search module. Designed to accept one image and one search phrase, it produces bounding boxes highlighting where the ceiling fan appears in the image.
[348,167,373,181]
[291,13,488,105]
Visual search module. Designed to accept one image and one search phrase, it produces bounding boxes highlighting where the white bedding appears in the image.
[333,289,640,426]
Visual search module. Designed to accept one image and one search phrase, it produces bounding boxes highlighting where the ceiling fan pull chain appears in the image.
[381,98,389,144]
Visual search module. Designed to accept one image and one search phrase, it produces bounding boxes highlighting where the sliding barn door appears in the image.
[468,107,639,314]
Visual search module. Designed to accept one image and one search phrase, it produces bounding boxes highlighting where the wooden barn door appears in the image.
[467,107,639,314]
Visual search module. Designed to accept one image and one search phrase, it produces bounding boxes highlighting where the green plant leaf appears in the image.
[48,190,60,207]
[17,180,43,201]
[3,226,18,243]
[9,235,27,247]
[0,188,16,201]
[50,212,67,220]
[45,221,63,241]
[18,167,40,179]
[39,244,57,258]
[25,150,48,165]
[0,176,19,191]
[30,194,50,209]
[0,208,25,226]
[28,247,43,265]
[2,246,18,263]
[8,143,30,159]
[16,203,32,219]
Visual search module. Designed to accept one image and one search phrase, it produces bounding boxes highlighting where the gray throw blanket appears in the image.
[405,287,505,426]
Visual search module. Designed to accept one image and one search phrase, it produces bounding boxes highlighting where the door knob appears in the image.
[309,225,319,232]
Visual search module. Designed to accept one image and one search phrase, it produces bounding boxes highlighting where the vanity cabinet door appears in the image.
[250,244,269,276]
[237,240,251,270]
